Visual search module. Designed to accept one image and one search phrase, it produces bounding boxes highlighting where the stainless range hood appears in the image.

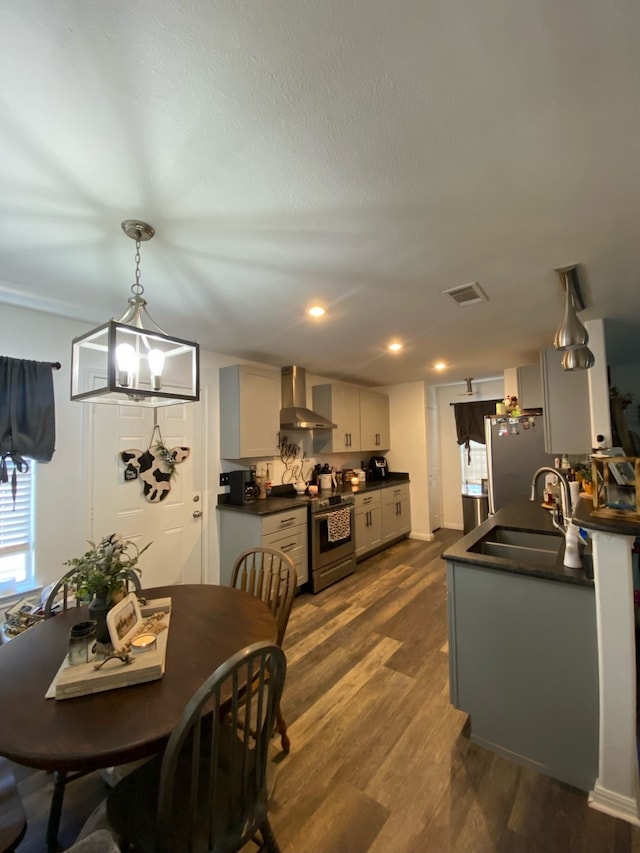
[280,365,337,430]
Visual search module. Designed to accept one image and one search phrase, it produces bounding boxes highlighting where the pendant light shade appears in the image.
[552,264,594,371]
[561,346,595,371]
[553,266,589,351]
[71,221,199,406]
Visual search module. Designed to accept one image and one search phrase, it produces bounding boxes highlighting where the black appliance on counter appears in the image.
[368,456,389,480]
[229,470,259,505]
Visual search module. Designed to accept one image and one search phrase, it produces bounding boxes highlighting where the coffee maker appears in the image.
[368,456,389,480]
[229,470,259,505]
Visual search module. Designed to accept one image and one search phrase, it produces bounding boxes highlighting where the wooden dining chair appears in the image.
[0,758,26,853]
[106,641,287,853]
[230,547,297,753]
[43,568,142,618]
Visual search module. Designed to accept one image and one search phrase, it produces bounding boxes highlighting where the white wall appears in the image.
[377,380,431,541]
[585,318,612,447]
[435,378,505,530]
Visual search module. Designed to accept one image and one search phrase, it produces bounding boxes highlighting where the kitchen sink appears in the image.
[468,526,563,568]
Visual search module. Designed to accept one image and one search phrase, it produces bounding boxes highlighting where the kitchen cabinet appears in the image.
[381,483,411,544]
[504,363,543,410]
[360,390,390,450]
[312,384,361,453]
[312,384,390,454]
[540,347,591,454]
[354,491,382,558]
[446,558,598,791]
[219,364,280,459]
[219,506,308,587]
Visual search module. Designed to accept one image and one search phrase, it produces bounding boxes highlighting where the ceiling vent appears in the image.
[442,281,488,306]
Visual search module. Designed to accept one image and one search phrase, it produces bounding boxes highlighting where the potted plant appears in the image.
[64,534,151,642]
[575,464,593,495]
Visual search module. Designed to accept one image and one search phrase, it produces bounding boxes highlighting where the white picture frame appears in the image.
[106,592,142,648]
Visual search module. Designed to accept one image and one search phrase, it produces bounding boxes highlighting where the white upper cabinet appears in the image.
[219,364,280,458]
[312,384,361,453]
[312,383,391,454]
[540,347,591,454]
[504,364,544,410]
[360,390,390,450]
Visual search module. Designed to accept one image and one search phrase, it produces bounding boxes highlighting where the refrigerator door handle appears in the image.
[485,415,496,515]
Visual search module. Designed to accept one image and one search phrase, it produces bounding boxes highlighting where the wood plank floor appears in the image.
[11,530,640,851]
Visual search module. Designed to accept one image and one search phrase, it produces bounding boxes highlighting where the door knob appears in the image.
[192,510,203,519]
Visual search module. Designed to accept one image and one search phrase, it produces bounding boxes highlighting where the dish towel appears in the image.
[328,507,351,543]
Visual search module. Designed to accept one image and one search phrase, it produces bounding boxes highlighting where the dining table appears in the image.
[0,583,277,850]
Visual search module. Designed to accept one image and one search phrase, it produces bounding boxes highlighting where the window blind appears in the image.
[0,464,32,584]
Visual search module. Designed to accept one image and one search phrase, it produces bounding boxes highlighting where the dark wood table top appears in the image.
[0,584,276,772]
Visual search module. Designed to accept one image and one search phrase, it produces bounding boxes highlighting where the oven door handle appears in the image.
[314,509,352,522]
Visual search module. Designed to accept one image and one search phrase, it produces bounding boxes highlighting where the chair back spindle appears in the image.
[230,547,296,647]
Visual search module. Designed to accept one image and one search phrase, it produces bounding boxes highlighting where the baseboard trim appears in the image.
[409,532,434,542]
[588,782,640,826]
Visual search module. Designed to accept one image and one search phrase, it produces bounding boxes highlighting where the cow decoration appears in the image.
[120,444,190,503]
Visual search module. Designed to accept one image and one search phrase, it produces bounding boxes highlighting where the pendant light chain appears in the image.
[132,232,144,297]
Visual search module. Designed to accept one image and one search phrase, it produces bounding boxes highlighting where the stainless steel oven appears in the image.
[308,493,356,593]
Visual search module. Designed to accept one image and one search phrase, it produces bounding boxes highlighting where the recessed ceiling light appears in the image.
[307,305,325,318]
[434,362,447,371]
[388,342,403,353]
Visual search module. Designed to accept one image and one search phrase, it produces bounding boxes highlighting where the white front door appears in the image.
[89,402,202,588]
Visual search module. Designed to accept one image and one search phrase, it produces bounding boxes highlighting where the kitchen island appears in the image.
[443,497,598,792]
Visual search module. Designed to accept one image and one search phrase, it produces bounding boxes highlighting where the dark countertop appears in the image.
[216,472,410,516]
[443,496,593,587]
[572,496,640,537]
[216,495,306,517]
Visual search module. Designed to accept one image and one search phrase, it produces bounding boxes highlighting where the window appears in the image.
[0,463,34,594]
[461,440,488,488]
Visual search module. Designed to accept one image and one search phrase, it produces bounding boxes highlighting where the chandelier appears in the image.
[553,265,595,371]
[71,221,199,406]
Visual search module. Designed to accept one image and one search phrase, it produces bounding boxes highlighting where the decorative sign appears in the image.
[123,464,138,481]
[120,422,190,503]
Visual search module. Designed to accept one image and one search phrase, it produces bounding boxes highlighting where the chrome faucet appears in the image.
[530,466,570,526]
[530,466,582,569]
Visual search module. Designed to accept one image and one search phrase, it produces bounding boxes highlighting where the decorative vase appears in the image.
[88,588,112,645]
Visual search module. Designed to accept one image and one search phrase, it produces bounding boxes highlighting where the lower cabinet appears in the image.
[219,507,308,587]
[381,483,411,544]
[446,559,598,792]
[355,492,382,559]
[355,483,411,560]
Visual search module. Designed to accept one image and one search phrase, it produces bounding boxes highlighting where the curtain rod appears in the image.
[449,398,501,406]
[49,362,61,370]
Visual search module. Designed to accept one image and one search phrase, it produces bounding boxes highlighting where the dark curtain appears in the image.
[0,356,56,502]
[453,399,501,463]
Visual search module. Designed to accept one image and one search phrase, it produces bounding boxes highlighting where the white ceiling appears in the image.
[2,1,640,387]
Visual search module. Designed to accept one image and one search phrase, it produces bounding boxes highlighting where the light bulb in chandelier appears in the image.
[116,343,138,387]
[147,348,165,391]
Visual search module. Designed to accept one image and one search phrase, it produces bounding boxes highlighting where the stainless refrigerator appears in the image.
[485,413,556,514]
